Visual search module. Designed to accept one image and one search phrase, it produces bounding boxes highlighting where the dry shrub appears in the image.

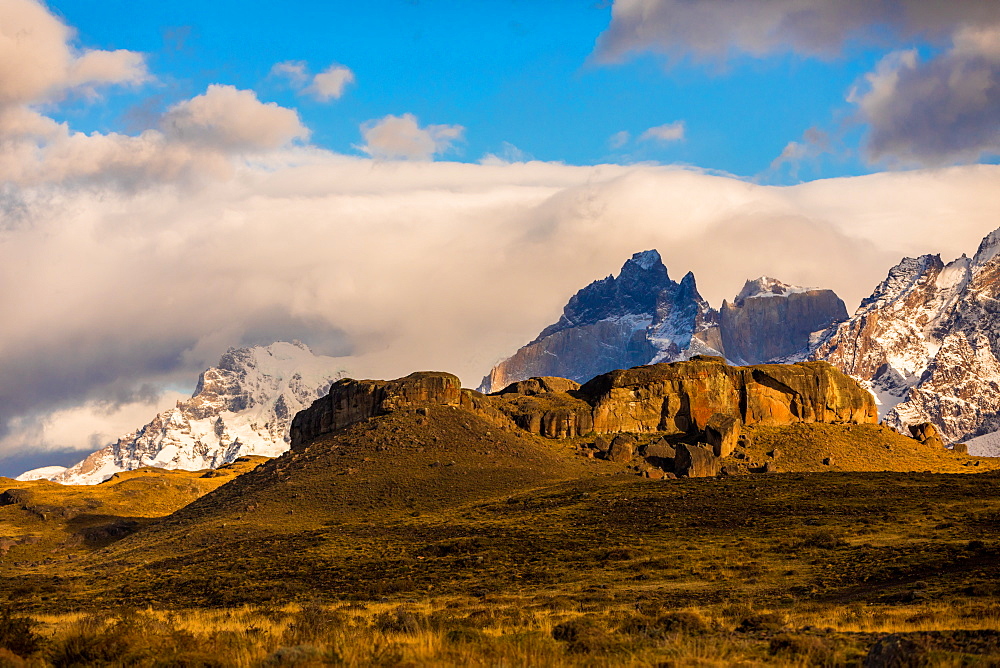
[620,610,712,639]
[551,617,615,654]
[0,608,41,658]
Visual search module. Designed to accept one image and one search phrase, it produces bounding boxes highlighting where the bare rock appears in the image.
[608,434,637,463]
[675,443,719,478]
[579,358,876,435]
[705,413,741,457]
[495,377,581,396]
[909,422,945,449]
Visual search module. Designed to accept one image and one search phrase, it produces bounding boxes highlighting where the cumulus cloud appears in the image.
[307,64,355,101]
[359,113,464,160]
[161,84,309,151]
[0,0,148,106]
[594,0,1000,63]
[271,61,355,101]
[851,26,1000,166]
[639,121,685,143]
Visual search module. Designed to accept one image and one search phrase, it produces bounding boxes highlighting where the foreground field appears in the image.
[2,407,999,665]
[3,595,1000,667]
[3,468,1000,665]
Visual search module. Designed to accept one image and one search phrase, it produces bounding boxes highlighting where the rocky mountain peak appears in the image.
[973,226,1000,266]
[481,249,847,392]
[33,341,349,485]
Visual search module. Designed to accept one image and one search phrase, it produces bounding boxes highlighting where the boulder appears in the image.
[909,422,945,449]
[607,434,637,463]
[643,437,676,460]
[674,443,719,478]
[951,443,968,455]
[704,413,740,457]
[643,436,676,471]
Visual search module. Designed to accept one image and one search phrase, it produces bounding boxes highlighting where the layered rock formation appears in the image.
[293,357,876,452]
[813,227,1000,448]
[480,251,848,392]
[36,342,348,485]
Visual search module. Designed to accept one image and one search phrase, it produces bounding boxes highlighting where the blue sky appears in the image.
[2,0,1000,475]
[41,0,987,182]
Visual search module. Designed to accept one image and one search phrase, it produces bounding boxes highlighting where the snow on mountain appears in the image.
[480,250,846,392]
[14,465,68,482]
[42,342,348,485]
[813,226,1000,443]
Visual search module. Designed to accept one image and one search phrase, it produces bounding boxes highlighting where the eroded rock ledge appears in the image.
[290,357,877,453]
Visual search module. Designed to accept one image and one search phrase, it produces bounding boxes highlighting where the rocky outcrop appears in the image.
[480,252,848,393]
[578,356,876,436]
[290,372,465,447]
[813,227,1000,447]
[909,422,944,449]
[293,359,876,461]
[720,278,847,364]
[496,377,581,396]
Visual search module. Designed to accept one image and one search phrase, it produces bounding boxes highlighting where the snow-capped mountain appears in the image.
[480,250,847,392]
[813,227,1000,450]
[30,342,348,485]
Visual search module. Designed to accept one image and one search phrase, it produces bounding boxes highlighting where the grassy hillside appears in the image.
[0,457,268,566]
[2,404,999,664]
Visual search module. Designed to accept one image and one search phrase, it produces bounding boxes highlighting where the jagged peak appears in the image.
[627,249,663,271]
[973,226,1000,266]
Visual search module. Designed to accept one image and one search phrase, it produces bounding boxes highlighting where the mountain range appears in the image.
[16,228,1000,484]
[484,228,1000,456]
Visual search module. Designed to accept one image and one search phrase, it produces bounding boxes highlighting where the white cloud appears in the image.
[609,130,631,148]
[0,0,148,106]
[162,84,309,151]
[270,61,355,101]
[851,26,1000,166]
[307,64,355,101]
[270,60,309,86]
[359,113,464,160]
[594,0,1000,63]
[639,121,685,143]
[769,127,831,176]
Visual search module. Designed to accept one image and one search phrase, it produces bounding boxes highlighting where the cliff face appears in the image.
[480,252,848,393]
[292,357,876,449]
[720,279,848,365]
[578,356,876,435]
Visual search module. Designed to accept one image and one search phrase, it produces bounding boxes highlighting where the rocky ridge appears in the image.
[480,250,847,392]
[33,342,348,485]
[813,227,1000,451]
[292,357,877,477]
